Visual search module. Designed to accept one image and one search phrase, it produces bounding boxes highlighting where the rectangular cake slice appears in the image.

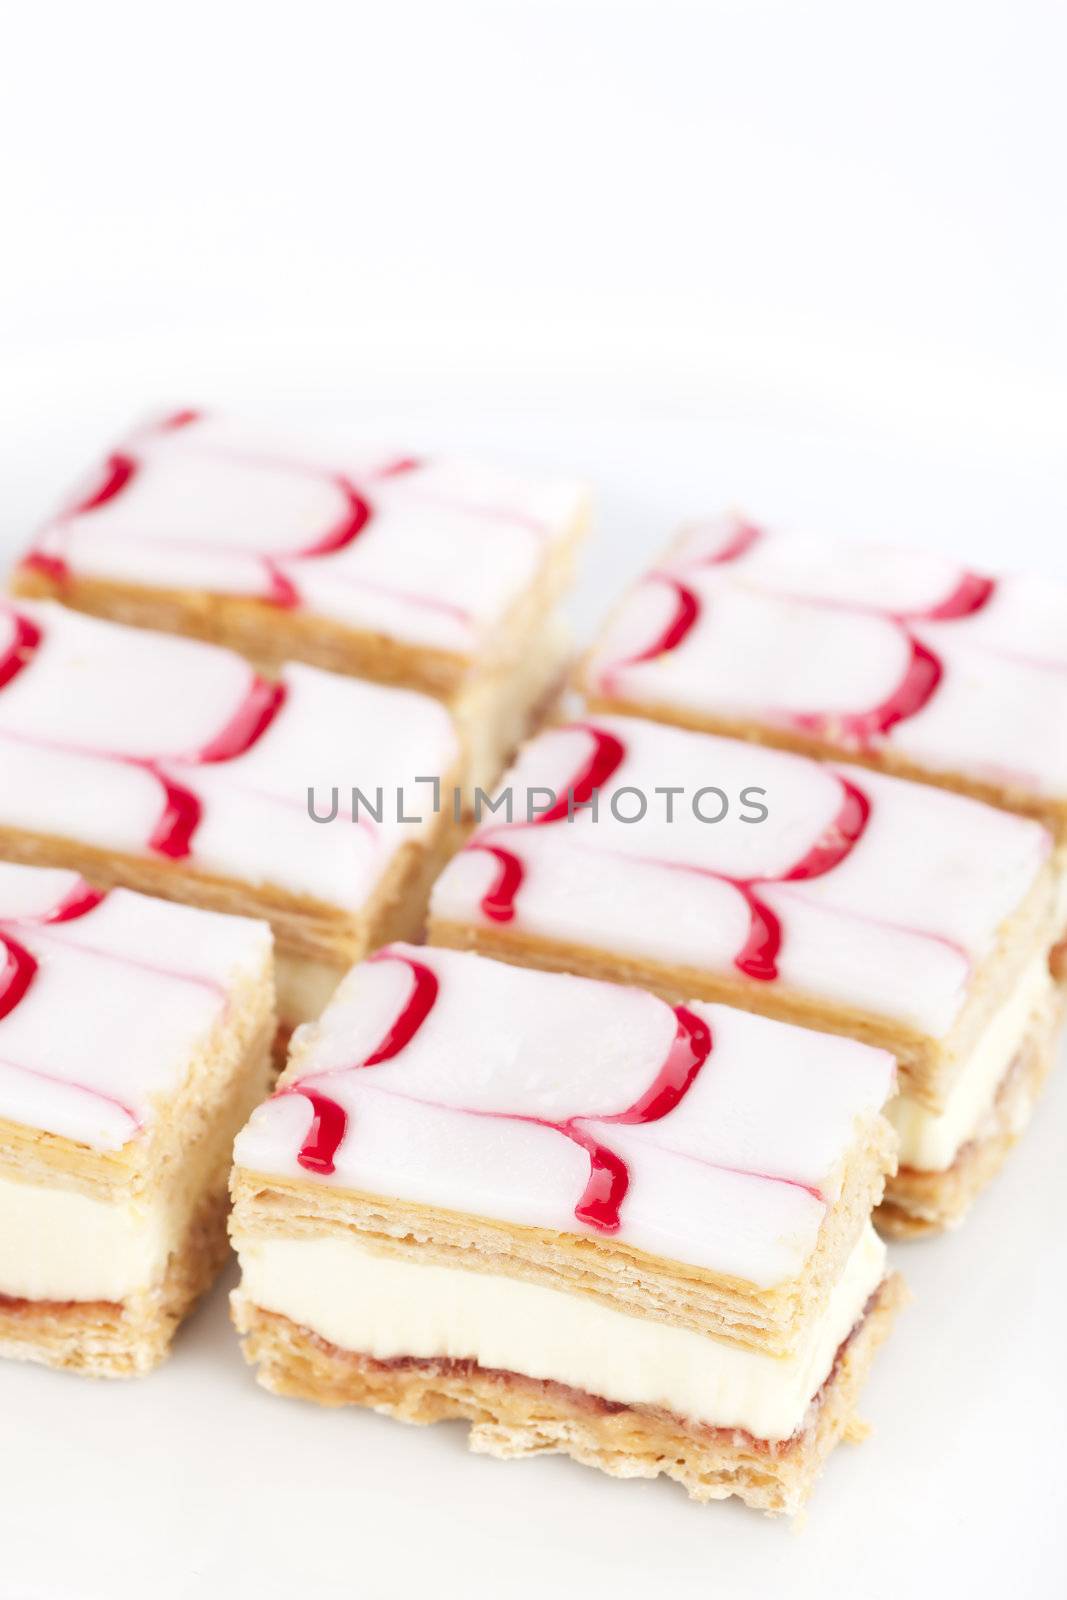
[429,714,1063,1233]
[580,516,1067,843]
[230,944,901,1516]
[10,410,590,793]
[0,861,273,1375]
[0,599,461,1034]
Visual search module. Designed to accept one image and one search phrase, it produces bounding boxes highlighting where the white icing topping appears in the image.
[234,943,894,1289]
[28,412,588,655]
[234,1224,887,1441]
[584,517,1067,799]
[0,601,459,912]
[430,715,1051,1036]
[0,860,271,1150]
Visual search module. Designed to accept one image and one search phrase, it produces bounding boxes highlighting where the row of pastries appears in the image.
[1,410,1064,1515]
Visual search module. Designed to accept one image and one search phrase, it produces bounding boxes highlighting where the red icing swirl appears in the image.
[19,411,412,608]
[462,722,871,984]
[0,605,287,862]
[610,524,997,750]
[0,880,139,1131]
[278,953,758,1236]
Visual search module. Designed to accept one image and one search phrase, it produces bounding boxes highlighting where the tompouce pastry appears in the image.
[579,516,1067,843]
[230,943,903,1516]
[428,715,1063,1234]
[0,860,273,1376]
[10,409,589,792]
[0,599,460,1034]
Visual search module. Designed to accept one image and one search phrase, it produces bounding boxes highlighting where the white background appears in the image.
[1,3,1065,1597]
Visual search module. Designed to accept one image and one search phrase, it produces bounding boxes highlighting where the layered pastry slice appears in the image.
[580,516,1067,841]
[429,715,1063,1233]
[230,943,902,1516]
[0,599,460,1035]
[10,409,590,792]
[0,860,273,1376]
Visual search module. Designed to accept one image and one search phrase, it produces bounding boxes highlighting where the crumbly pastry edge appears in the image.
[0,1010,274,1376]
[878,990,1064,1236]
[230,1272,907,1517]
[0,1183,231,1378]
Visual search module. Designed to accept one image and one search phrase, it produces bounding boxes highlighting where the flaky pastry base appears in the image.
[878,995,1063,1236]
[231,1274,906,1517]
[0,1001,273,1375]
[0,1178,229,1378]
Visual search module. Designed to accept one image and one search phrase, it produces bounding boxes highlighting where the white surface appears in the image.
[1,1,1066,1596]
